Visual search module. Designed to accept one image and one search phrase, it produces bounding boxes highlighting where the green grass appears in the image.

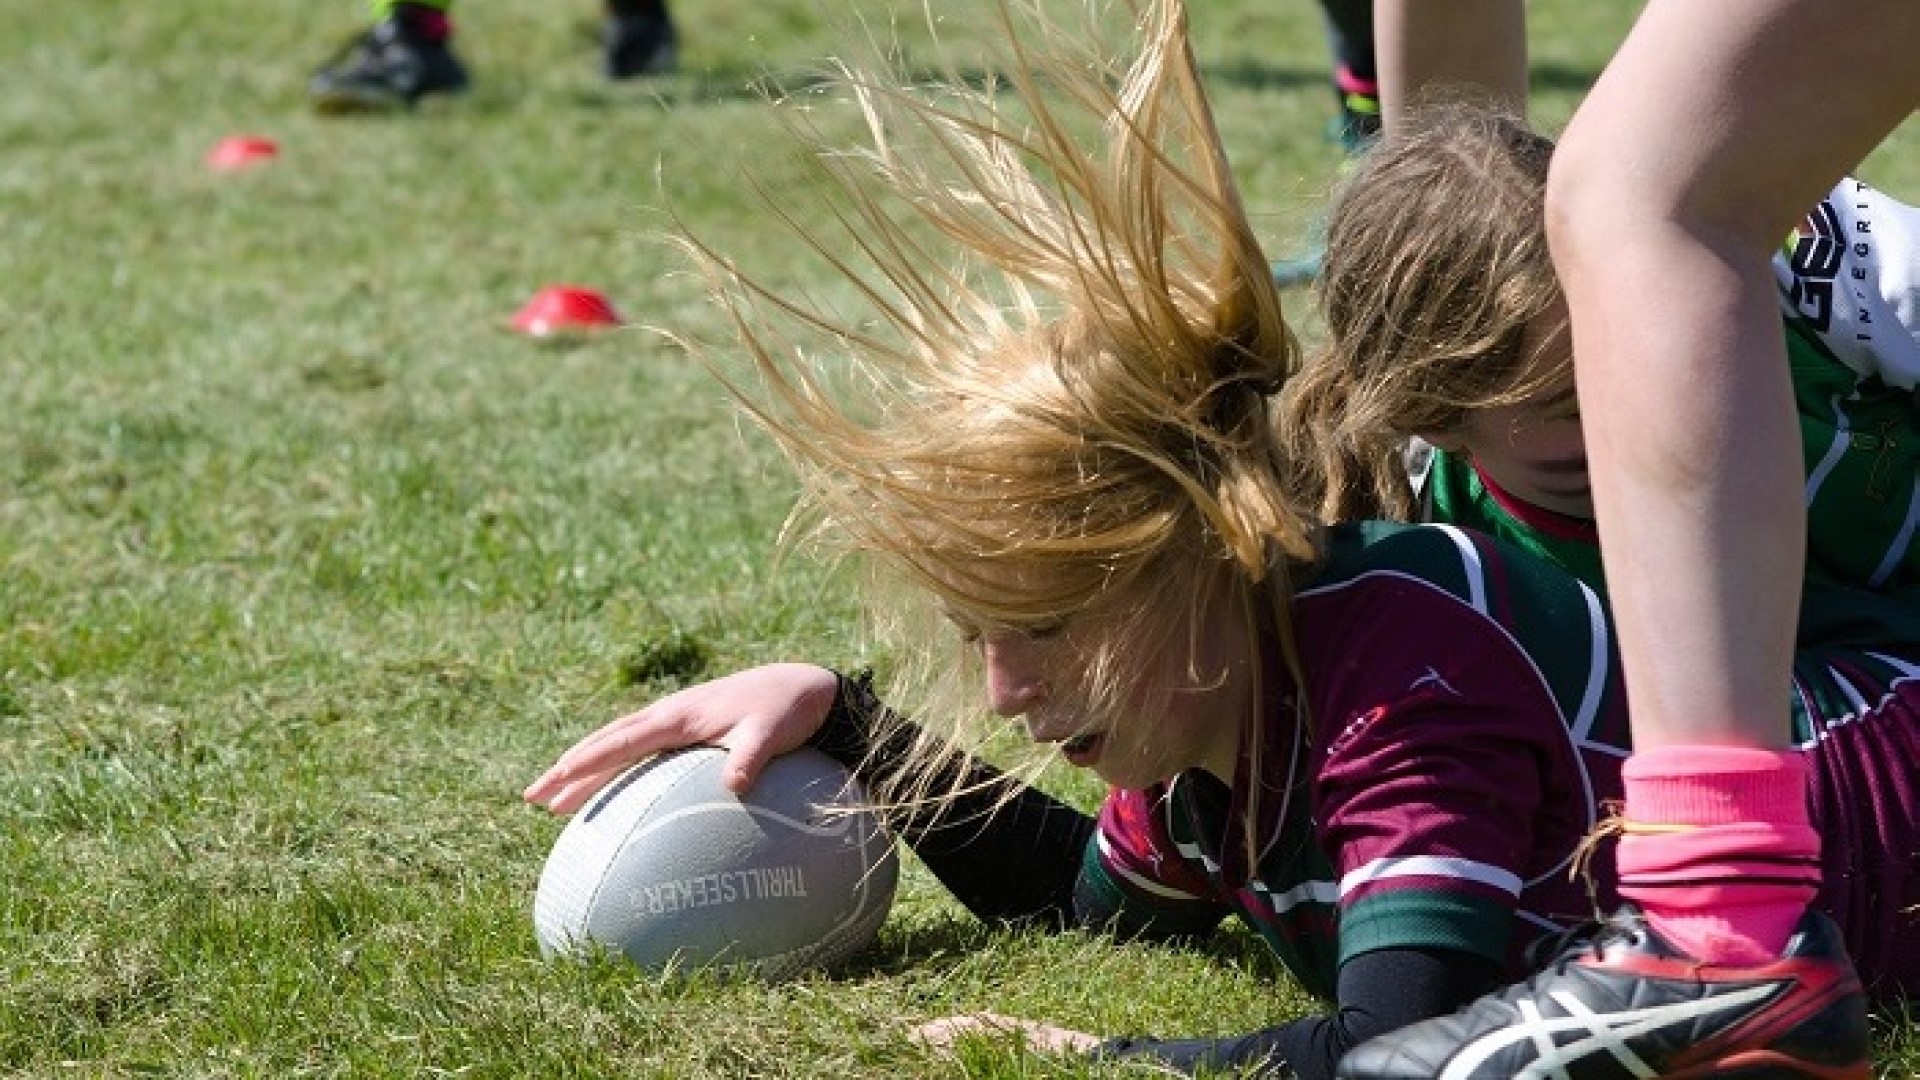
[3,0,1917,1075]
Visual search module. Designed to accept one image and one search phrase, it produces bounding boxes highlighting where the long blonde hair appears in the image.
[673,0,1314,802]
[1281,105,1562,521]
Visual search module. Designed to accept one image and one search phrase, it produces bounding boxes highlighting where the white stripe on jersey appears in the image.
[1865,651,1920,680]
[1826,664,1876,721]
[1430,524,1489,614]
[1868,481,1920,588]
[1252,876,1340,915]
[1339,855,1522,898]
[1799,654,1920,748]
[1803,392,1853,508]
[1567,581,1613,751]
[1530,579,1612,890]
[1096,830,1209,902]
[1173,839,1220,874]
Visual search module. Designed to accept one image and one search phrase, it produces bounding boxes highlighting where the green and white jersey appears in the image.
[1425,176,1920,611]
[1779,176,1920,594]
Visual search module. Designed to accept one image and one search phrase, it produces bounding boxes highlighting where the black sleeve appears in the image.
[807,671,1097,930]
[1089,946,1504,1079]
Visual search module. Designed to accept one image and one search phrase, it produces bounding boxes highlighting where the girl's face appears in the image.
[1443,304,1593,520]
[964,601,1250,789]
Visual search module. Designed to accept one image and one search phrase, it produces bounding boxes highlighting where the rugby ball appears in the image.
[533,746,898,981]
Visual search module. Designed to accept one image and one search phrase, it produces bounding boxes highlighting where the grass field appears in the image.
[4,0,1917,1075]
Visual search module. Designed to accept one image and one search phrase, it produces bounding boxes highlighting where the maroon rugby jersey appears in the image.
[1082,521,1920,1000]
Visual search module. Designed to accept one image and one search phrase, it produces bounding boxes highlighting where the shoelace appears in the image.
[1522,919,1602,973]
[1518,911,1652,981]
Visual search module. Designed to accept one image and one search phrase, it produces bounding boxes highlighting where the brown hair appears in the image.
[1280,105,1563,520]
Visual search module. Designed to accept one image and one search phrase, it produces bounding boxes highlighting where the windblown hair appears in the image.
[1280,105,1562,521]
[672,0,1314,806]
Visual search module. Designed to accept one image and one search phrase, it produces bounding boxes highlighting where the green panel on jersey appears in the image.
[1337,889,1514,969]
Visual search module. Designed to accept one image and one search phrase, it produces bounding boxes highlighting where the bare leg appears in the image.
[1551,0,1920,968]
[1375,0,1526,134]
[1551,0,1920,751]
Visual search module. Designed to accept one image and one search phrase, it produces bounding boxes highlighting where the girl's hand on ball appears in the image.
[523,662,842,813]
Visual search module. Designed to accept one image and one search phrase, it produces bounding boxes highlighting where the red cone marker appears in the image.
[207,135,279,172]
[512,286,623,336]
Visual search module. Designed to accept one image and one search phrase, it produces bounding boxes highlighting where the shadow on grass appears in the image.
[833,909,1290,986]
[554,54,1609,114]
[560,56,1601,112]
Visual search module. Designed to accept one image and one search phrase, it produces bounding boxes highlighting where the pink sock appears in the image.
[1615,746,1821,965]
[1333,64,1378,100]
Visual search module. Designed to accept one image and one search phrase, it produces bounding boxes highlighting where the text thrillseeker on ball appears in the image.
[627,867,811,914]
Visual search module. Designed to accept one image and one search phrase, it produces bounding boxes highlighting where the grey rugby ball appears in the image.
[533,746,898,981]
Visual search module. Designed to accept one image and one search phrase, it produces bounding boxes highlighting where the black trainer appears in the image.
[602,8,678,79]
[1336,904,1869,1080]
[310,18,471,112]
